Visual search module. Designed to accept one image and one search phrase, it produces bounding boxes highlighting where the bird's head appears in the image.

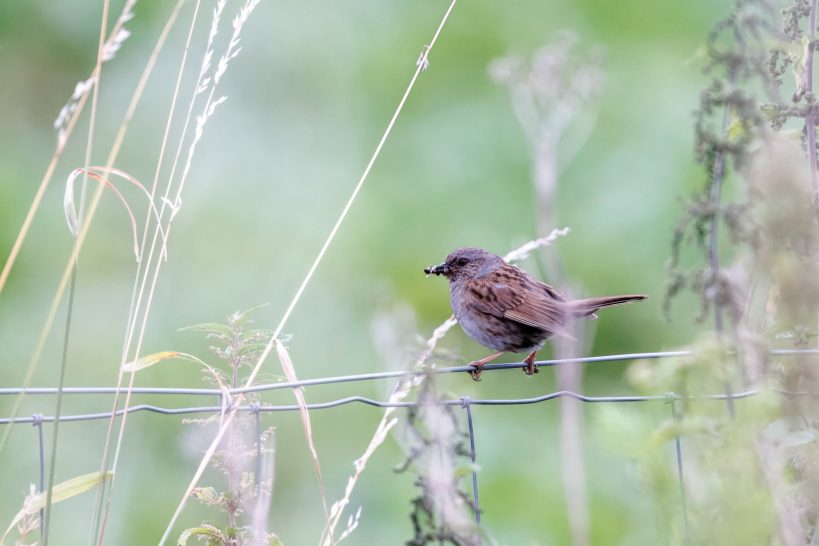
[424,247,504,283]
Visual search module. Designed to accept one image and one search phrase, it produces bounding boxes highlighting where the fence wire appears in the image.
[4,347,819,542]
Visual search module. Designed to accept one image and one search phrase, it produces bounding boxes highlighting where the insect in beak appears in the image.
[423,263,450,276]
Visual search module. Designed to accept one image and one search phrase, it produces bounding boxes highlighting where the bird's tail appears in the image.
[569,294,646,318]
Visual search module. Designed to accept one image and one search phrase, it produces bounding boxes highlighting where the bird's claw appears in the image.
[468,362,483,381]
[522,357,539,376]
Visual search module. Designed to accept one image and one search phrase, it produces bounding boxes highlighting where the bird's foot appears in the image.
[468,362,484,381]
[466,351,504,381]
[521,351,538,376]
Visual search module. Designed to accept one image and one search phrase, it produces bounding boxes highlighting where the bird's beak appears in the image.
[424,262,450,276]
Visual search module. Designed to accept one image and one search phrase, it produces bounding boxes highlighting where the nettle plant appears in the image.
[178,308,280,546]
[394,375,481,546]
[603,1,819,544]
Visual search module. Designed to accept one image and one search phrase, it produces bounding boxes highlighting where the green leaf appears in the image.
[192,486,219,505]
[650,416,717,446]
[453,462,480,479]
[179,322,236,337]
[122,351,211,373]
[177,525,227,546]
[1,471,112,546]
[122,351,182,372]
[726,117,745,142]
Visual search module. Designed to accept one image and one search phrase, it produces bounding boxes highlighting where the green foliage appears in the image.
[181,306,277,391]
[395,376,481,546]
[599,340,786,545]
[624,1,819,542]
[179,309,277,546]
[0,472,113,546]
[666,0,778,323]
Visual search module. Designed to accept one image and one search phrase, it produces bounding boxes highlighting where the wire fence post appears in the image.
[460,396,481,530]
[32,413,45,539]
[669,397,692,546]
[250,403,262,497]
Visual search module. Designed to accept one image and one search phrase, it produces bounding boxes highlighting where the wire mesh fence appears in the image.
[5,347,818,543]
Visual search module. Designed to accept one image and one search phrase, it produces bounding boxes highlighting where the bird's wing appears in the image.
[465,266,573,338]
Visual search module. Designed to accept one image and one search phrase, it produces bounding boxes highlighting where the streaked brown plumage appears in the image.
[424,247,646,380]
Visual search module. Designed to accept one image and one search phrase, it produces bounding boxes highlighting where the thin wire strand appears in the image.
[252,405,262,497]
[0,388,770,425]
[33,414,45,541]
[670,400,692,546]
[461,397,481,528]
[3,349,815,399]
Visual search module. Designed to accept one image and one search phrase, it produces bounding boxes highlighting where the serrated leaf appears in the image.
[177,525,226,546]
[1,471,112,546]
[239,342,275,355]
[192,486,219,504]
[180,322,236,337]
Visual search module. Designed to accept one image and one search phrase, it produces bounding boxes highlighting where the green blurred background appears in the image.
[0,0,727,543]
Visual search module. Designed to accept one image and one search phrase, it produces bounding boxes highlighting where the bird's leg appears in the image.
[467,351,504,381]
[522,351,539,376]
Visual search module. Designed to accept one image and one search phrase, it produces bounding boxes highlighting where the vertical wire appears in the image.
[461,397,482,528]
[670,399,692,546]
[33,413,45,539]
[252,404,262,497]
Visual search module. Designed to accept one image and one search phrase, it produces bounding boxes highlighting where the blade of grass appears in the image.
[121,351,230,418]
[88,2,193,543]
[41,266,79,546]
[105,2,264,544]
[42,0,112,542]
[0,0,136,294]
[158,1,460,543]
[89,2,196,543]
[0,0,181,457]
[1,472,113,546]
[275,342,331,535]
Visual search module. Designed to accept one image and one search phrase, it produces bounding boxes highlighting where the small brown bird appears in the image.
[424,247,646,380]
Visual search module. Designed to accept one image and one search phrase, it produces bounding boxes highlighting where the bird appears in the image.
[424,247,646,380]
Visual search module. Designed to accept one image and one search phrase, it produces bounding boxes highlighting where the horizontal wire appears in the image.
[1,348,813,425]
[0,387,779,425]
[2,348,816,398]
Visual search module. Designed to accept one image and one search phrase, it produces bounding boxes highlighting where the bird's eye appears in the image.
[456,258,469,266]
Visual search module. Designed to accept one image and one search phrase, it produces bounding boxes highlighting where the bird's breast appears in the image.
[449,282,552,353]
